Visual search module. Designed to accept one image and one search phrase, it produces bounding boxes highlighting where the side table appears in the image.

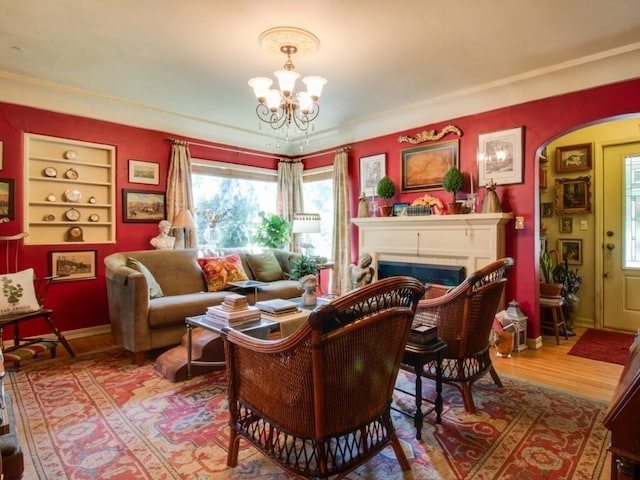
[394,338,447,440]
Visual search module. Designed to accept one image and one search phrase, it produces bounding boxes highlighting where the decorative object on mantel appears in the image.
[481,178,502,213]
[398,124,463,144]
[408,194,443,215]
[376,175,396,217]
[442,166,465,214]
[357,192,369,218]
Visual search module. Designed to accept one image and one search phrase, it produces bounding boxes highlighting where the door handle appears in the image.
[606,243,615,251]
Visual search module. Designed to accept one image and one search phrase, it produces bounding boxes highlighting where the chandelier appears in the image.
[248,27,327,140]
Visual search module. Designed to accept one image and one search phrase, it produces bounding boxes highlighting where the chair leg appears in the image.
[489,365,503,387]
[461,384,476,414]
[389,433,411,472]
[550,308,560,345]
[134,351,145,366]
[227,430,240,467]
[43,312,75,357]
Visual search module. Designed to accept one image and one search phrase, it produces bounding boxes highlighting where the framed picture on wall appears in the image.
[555,176,591,215]
[359,153,386,197]
[559,217,573,233]
[128,159,160,185]
[401,140,459,192]
[541,202,553,217]
[123,189,166,223]
[558,239,582,265]
[49,250,97,282]
[555,143,592,173]
[477,126,524,186]
[0,177,14,221]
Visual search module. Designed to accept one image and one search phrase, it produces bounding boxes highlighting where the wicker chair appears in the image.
[414,257,515,414]
[223,276,425,479]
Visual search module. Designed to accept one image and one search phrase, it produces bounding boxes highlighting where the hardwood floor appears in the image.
[58,326,625,403]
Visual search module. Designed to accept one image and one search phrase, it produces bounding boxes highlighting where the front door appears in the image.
[602,142,640,331]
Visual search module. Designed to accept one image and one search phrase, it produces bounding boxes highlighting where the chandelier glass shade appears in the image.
[249,44,327,135]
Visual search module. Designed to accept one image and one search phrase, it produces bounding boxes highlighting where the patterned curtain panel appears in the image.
[331,149,351,294]
[277,160,304,252]
[166,141,196,248]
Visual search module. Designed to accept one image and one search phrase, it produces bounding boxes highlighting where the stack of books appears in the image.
[205,294,261,328]
[255,298,300,316]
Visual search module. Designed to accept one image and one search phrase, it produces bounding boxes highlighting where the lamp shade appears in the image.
[292,213,321,234]
[172,210,196,229]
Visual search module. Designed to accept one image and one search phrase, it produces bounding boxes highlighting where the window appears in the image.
[302,167,334,259]
[192,160,276,248]
[191,160,334,256]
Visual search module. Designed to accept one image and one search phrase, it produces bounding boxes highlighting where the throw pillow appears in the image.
[246,252,284,282]
[197,254,249,292]
[126,257,164,299]
[0,268,41,318]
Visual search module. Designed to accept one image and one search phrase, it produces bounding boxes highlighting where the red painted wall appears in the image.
[1,77,639,341]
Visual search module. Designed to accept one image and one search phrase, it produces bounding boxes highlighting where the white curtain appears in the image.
[277,159,304,252]
[331,149,351,294]
[166,141,196,248]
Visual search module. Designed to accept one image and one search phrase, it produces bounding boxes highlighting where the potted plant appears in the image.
[286,255,320,280]
[376,175,396,217]
[442,166,465,214]
[553,259,582,335]
[252,211,291,249]
[540,250,563,297]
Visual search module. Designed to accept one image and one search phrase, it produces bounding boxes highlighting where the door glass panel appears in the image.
[624,155,640,268]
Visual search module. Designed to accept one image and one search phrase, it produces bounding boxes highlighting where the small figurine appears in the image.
[299,274,318,306]
[482,178,502,213]
[357,192,369,218]
[349,252,375,290]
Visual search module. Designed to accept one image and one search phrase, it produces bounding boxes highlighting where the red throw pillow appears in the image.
[197,254,249,292]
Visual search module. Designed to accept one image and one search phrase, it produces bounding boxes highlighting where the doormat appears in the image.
[568,328,635,365]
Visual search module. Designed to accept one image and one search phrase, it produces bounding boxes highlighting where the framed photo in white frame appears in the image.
[477,126,524,187]
[128,159,160,185]
[359,153,386,197]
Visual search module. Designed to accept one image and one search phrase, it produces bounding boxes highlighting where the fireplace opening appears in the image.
[377,261,465,286]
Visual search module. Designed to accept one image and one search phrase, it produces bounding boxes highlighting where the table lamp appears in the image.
[291,213,321,256]
[172,210,196,249]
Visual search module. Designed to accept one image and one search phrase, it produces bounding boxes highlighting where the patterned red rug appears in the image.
[7,350,610,479]
[568,328,635,365]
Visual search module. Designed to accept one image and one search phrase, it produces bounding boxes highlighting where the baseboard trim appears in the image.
[527,336,543,350]
[2,324,112,349]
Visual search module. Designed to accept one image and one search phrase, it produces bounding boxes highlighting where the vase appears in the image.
[563,292,580,336]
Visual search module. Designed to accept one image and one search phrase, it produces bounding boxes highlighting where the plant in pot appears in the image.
[252,211,291,249]
[553,259,582,335]
[376,175,396,217]
[286,255,319,280]
[540,250,563,297]
[442,166,465,214]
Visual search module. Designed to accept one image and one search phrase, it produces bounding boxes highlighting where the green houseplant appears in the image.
[253,211,291,249]
[286,255,320,280]
[442,166,465,214]
[376,175,396,216]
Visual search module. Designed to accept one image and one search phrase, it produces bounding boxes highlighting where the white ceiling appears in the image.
[1,0,640,155]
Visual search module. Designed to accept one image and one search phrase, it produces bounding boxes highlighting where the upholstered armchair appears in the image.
[414,257,515,413]
[223,276,425,479]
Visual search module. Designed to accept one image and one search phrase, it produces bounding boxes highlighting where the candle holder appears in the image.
[466,193,478,213]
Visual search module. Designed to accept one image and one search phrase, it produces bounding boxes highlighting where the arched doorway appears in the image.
[537,116,640,333]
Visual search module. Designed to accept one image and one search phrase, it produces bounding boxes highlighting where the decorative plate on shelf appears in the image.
[64,168,79,180]
[64,150,79,160]
[64,188,82,202]
[43,167,57,178]
[46,194,56,202]
[88,214,100,222]
[43,214,55,222]
[88,196,97,204]
[64,208,81,221]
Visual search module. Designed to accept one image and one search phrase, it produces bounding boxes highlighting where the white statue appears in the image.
[150,219,176,250]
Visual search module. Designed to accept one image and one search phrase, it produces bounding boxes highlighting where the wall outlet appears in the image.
[580,220,588,231]
[515,216,525,230]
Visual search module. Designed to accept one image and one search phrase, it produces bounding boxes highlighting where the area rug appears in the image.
[7,350,610,479]
[568,328,635,365]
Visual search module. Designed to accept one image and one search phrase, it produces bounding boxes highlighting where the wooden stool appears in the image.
[539,295,569,345]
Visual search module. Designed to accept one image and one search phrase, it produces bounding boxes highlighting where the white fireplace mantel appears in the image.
[351,213,513,278]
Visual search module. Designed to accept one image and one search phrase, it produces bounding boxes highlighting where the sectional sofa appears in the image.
[104,248,304,365]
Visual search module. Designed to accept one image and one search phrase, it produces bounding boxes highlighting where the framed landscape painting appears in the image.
[123,189,166,223]
[401,140,459,192]
[128,159,160,185]
[49,250,97,282]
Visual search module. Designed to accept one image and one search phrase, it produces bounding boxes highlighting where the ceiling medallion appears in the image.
[257,26,321,56]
